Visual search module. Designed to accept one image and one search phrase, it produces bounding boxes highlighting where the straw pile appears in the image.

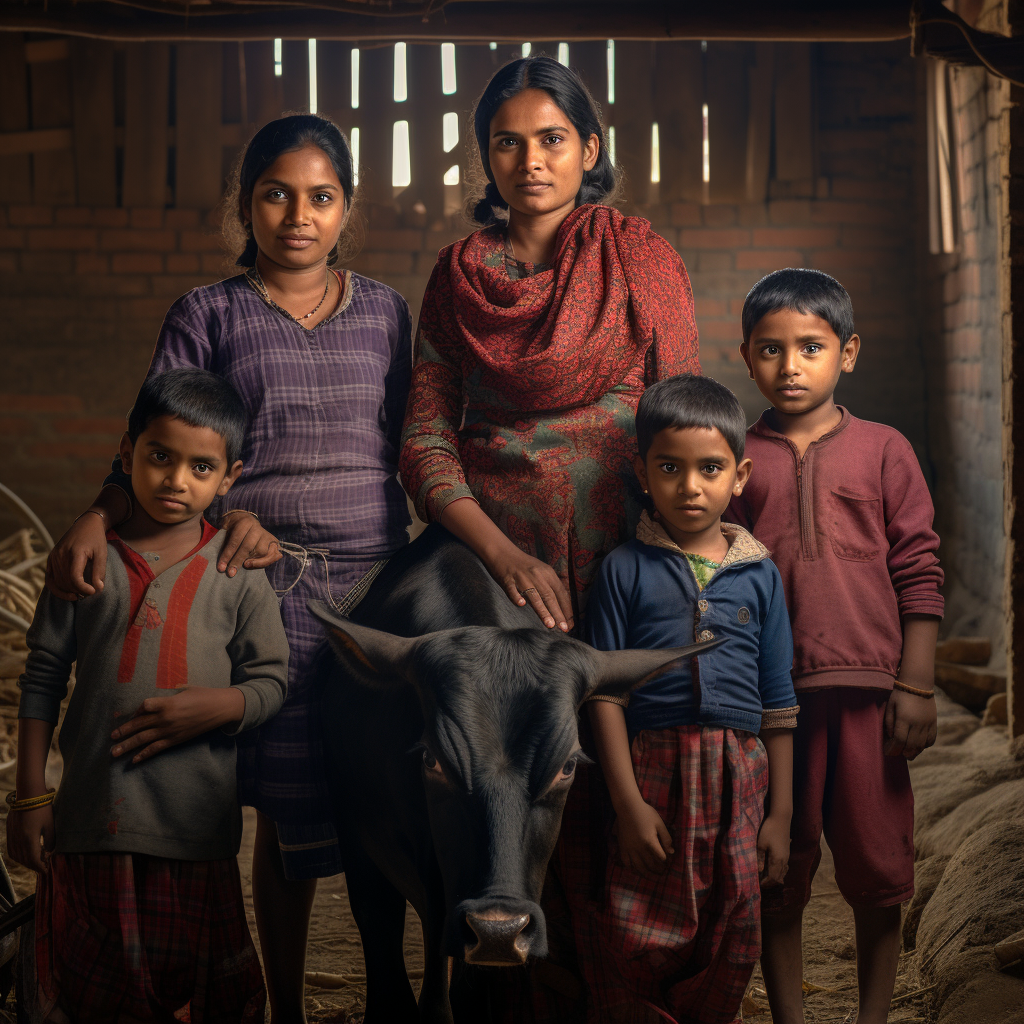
[0,484,56,771]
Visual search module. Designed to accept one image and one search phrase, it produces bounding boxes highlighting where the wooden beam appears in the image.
[0,2,913,44]
[24,39,70,63]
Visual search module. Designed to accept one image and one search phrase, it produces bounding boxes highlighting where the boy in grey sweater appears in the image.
[8,368,288,1024]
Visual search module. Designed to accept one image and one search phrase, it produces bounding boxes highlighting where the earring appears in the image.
[748,371,755,380]
[643,489,649,494]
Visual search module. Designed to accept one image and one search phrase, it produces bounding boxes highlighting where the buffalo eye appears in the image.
[557,757,578,782]
[422,749,444,776]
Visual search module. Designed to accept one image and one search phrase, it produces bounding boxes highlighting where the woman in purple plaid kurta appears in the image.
[142,267,412,878]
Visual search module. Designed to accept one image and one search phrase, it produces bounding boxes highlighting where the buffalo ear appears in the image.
[579,637,726,707]
[308,601,418,689]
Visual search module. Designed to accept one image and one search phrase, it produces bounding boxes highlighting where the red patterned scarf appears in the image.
[419,203,697,411]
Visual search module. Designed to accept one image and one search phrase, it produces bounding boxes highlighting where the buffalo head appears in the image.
[311,603,720,967]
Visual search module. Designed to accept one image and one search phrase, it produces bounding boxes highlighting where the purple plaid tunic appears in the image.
[139,269,412,878]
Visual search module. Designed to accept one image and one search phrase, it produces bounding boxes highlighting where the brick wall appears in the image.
[919,9,1013,657]
[1,40,928,542]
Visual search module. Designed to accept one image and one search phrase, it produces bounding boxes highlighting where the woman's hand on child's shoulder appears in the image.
[217,512,282,577]
[613,799,675,879]
[46,512,109,600]
[110,687,247,763]
[757,812,791,887]
[6,805,54,874]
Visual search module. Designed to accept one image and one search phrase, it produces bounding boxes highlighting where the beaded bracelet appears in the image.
[893,679,935,699]
[5,789,56,812]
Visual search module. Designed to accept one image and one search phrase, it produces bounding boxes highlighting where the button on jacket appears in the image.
[587,514,798,737]
[727,408,944,691]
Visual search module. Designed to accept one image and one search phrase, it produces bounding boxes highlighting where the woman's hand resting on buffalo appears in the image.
[439,497,574,632]
[483,545,574,633]
[45,489,282,600]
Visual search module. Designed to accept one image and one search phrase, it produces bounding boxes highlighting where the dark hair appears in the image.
[636,374,747,463]
[224,114,356,268]
[471,55,619,225]
[127,368,248,466]
[741,268,855,345]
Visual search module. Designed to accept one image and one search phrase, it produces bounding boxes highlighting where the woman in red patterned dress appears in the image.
[400,55,701,631]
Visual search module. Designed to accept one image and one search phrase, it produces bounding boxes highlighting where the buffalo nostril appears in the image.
[464,910,532,966]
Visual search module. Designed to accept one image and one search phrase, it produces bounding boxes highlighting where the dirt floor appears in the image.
[0,772,938,1024]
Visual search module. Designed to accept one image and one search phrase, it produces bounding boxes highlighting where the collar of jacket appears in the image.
[748,404,852,448]
[636,510,769,568]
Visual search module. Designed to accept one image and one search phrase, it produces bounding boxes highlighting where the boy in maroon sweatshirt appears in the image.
[727,269,943,1024]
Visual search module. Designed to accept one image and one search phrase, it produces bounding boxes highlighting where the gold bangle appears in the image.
[221,509,259,524]
[893,679,935,699]
[73,509,107,525]
[5,788,56,811]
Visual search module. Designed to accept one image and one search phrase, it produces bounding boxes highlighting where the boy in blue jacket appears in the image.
[582,374,798,1024]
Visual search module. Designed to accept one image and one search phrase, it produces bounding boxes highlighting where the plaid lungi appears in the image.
[566,726,768,1024]
[237,548,378,879]
[33,852,265,1024]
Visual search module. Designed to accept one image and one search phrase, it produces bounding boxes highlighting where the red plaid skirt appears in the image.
[32,852,266,1024]
[560,726,768,1024]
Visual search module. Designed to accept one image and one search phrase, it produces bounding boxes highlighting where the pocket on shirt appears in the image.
[828,488,883,561]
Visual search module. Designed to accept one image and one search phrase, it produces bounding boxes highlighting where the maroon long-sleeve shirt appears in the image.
[727,408,943,691]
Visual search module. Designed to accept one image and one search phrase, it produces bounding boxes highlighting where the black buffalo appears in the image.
[311,525,718,1023]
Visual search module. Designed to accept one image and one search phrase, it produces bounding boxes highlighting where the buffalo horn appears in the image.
[581,636,726,706]
[308,601,419,688]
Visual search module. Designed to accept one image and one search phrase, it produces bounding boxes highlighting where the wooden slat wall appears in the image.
[0,33,819,214]
[613,41,656,205]
[357,45,394,206]
[176,43,224,209]
[30,46,75,204]
[654,41,704,203]
[0,34,32,203]
[71,40,117,206]
[407,44,446,218]
[774,42,816,186]
[706,42,755,204]
[124,43,171,207]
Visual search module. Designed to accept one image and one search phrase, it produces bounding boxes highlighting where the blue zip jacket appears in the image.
[587,513,798,737]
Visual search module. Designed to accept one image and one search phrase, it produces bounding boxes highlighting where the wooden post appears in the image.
[407,43,447,222]
[71,39,117,207]
[1005,20,1024,739]
[357,44,394,208]
[746,42,774,202]
[30,47,75,204]
[653,41,704,204]
[613,41,655,207]
[773,42,816,195]
[0,34,32,203]
[455,44,499,215]
[245,41,285,127]
[282,39,310,114]
[316,40,351,128]
[706,41,754,204]
[175,42,224,209]
[124,43,170,208]
[566,40,606,109]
